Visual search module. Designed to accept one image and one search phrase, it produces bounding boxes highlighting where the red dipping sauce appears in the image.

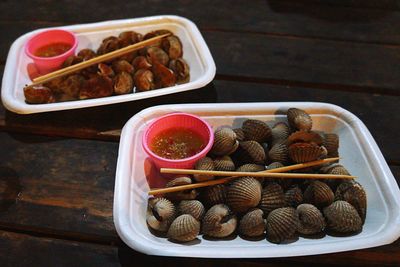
[150,127,206,160]
[34,42,72,58]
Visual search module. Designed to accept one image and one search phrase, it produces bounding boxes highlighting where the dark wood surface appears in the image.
[0,1,399,266]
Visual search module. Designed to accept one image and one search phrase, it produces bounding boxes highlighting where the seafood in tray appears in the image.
[146,108,367,243]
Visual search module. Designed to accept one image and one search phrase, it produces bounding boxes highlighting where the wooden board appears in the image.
[0,133,118,242]
[0,230,119,267]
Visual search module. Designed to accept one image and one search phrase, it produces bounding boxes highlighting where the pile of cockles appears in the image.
[147,108,367,243]
[24,29,190,104]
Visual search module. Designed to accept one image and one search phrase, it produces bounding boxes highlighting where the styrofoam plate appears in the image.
[113,102,400,258]
[1,15,216,114]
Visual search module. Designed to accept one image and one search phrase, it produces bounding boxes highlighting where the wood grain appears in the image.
[0,133,118,242]
[0,230,119,267]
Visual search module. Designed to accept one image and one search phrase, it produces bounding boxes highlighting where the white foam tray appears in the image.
[1,15,216,114]
[114,102,400,258]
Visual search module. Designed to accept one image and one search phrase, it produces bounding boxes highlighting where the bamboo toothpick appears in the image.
[30,33,171,86]
[148,157,345,195]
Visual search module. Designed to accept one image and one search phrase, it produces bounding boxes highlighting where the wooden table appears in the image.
[1,1,399,266]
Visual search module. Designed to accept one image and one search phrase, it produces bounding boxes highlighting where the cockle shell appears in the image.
[202,204,237,238]
[193,157,215,182]
[165,176,197,200]
[323,200,362,233]
[287,108,313,131]
[201,184,227,207]
[242,119,272,143]
[259,183,287,214]
[178,200,205,221]
[266,207,299,243]
[214,156,236,171]
[226,177,262,213]
[285,186,303,207]
[271,122,291,145]
[322,133,339,157]
[297,204,326,235]
[236,141,266,165]
[266,162,285,170]
[288,142,326,163]
[319,164,350,190]
[211,128,239,156]
[239,208,266,237]
[233,128,245,141]
[236,164,265,173]
[287,131,323,146]
[146,197,176,232]
[303,181,334,208]
[167,214,200,242]
[268,142,289,164]
[335,181,367,223]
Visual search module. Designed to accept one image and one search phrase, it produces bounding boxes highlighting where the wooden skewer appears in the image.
[30,33,171,86]
[148,157,343,195]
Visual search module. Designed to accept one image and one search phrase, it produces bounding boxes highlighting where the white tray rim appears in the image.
[113,101,400,258]
[1,15,216,114]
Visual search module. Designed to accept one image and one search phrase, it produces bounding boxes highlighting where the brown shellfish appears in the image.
[297,203,326,235]
[335,181,367,223]
[214,156,236,171]
[226,177,262,213]
[211,128,239,156]
[237,141,266,165]
[178,200,205,221]
[241,119,272,143]
[268,142,289,164]
[288,142,326,163]
[167,214,200,242]
[193,157,215,182]
[146,197,176,232]
[266,207,299,243]
[165,177,197,201]
[202,204,237,238]
[303,181,334,208]
[239,208,266,237]
[287,108,312,131]
[285,186,303,208]
[259,183,287,215]
[236,164,265,173]
[271,122,291,145]
[201,184,227,207]
[323,200,362,233]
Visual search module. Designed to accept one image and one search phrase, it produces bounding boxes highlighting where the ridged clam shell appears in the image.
[239,208,266,237]
[214,156,236,171]
[287,108,312,131]
[303,181,334,208]
[259,183,287,214]
[178,200,205,221]
[288,143,326,163]
[237,141,266,165]
[335,181,367,223]
[322,164,351,191]
[147,198,176,232]
[287,131,323,146]
[201,184,227,207]
[242,119,272,143]
[271,122,291,145]
[268,142,289,164]
[285,186,303,207]
[193,157,215,182]
[266,207,299,243]
[236,163,265,172]
[226,177,262,213]
[211,128,239,156]
[266,162,285,170]
[322,133,339,157]
[165,177,197,200]
[297,204,325,235]
[202,204,237,238]
[233,128,245,141]
[167,214,200,242]
[323,200,362,233]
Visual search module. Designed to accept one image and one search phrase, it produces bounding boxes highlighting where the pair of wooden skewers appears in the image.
[148,157,354,195]
[30,33,171,86]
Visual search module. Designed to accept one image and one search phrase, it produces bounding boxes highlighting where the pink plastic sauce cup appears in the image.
[142,112,214,171]
[25,29,78,75]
